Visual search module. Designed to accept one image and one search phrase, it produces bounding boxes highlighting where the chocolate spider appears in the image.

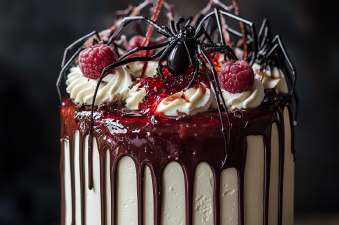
[256,18,299,124]
[88,9,258,162]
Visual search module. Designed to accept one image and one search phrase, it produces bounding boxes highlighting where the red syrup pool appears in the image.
[61,93,282,159]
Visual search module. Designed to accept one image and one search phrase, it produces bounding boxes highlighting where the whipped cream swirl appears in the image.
[125,84,146,110]
[66,66,134,105]
[155,83,212,116]
[128,61,158,77]
[252,63,288,94]
[210,79,265,110]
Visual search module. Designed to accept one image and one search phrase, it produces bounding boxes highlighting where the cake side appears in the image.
[58,1,297,225]
[60,96,295,225]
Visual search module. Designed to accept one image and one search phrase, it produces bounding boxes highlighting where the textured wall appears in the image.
[0,0,338,224]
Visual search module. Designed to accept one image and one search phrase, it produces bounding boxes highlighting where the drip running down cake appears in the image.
[58,0,298,225]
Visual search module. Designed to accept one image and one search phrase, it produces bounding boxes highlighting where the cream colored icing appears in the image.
[252,63,288,94]
[66,66,134,105]
[155,83,212,116]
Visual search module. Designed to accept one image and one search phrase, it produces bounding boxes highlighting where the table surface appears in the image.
[295,213,339,225]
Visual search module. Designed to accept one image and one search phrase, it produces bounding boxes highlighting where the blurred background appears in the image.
[0,0,338,224]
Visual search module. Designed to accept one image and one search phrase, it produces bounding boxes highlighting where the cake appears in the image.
[58,1,297,225]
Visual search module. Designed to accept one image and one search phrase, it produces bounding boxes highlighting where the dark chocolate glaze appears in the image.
[59,94,295,225]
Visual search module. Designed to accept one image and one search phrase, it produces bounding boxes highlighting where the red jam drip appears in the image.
[138,66,211,116]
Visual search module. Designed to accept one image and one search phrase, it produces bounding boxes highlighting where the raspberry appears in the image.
[126,35,154,51]
[78,44,117,79]
[217,60,255,93]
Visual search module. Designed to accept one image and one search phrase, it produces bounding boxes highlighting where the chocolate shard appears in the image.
[231,107,243,119]
[98,99,122,110]
[76,103,86,110]
[263,88,281,102]
[176,109,190,120]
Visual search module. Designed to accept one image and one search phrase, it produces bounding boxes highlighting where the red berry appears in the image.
[217,60,255,94]
[78,44,117,79]
[126,35,153,51]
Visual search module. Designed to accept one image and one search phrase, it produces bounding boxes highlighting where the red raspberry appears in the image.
[217,60,255,93]
[126,35,154,51]
[78,44,117,79]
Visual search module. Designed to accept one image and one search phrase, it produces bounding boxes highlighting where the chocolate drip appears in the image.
[111,153,118,225]
[79,133,86,225]
[213,169,221,225]
[100,149,107,225]
[70,132,76,225]
[60,139,66,225]
[264,131,272,225]
[60,96,294,225]
[137,163,144,225]
[182,164,194,225]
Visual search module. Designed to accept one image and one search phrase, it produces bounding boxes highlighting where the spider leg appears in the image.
[196,10,258,65]
[88,49,166,152]
[183,16,193,28]
[119,41,170,61]
[61,31,100,68]
[169,20,177,35]
[218,10,258,64]
[107,16,173,45]
[202,44,238,61]
[195,47,230,164]
[191,26,213,44]
[258,18,271,50]
[186,56,199,90]
[175,17,185,32]
[256,18,272,63]
[198,45,232,142]
[182,41,199,89]
[56,47,84,102]
[268,35,296,98]
[156,39,179,81]
[201,16,218,43]
[213,8,226,46]
[268,35,298,123]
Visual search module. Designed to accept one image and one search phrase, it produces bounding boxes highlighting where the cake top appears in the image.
[58,0,297,118]
[58,0,298,162]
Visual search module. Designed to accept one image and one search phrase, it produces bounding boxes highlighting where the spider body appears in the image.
[167,41,190,75]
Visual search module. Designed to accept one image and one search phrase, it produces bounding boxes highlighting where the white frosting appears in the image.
[252,63,288,94]
[66,66,134,105]
[64,133,293,225]
[155,83,212,116]
[211,79,265,111]
[218,48,244,62]
[125,84,146,110]
[128,61,158,77]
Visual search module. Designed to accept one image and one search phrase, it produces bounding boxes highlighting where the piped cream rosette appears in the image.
[125,84,146,110]
[252,63,288,94]
[211,79,265,110]
[155,83,212,116]
[66,66,134,105]
[127,61,158,78]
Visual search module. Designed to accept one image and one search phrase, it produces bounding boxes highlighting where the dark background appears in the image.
[0,0,338,224]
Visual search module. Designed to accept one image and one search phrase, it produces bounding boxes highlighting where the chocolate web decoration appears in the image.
[57,0,298,181]
[256,18,298,124]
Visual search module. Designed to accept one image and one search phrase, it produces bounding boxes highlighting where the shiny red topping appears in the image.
[217,60,254,94]
[78,44,117,79]
[138,67,210,116]
[126,35,154,51]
